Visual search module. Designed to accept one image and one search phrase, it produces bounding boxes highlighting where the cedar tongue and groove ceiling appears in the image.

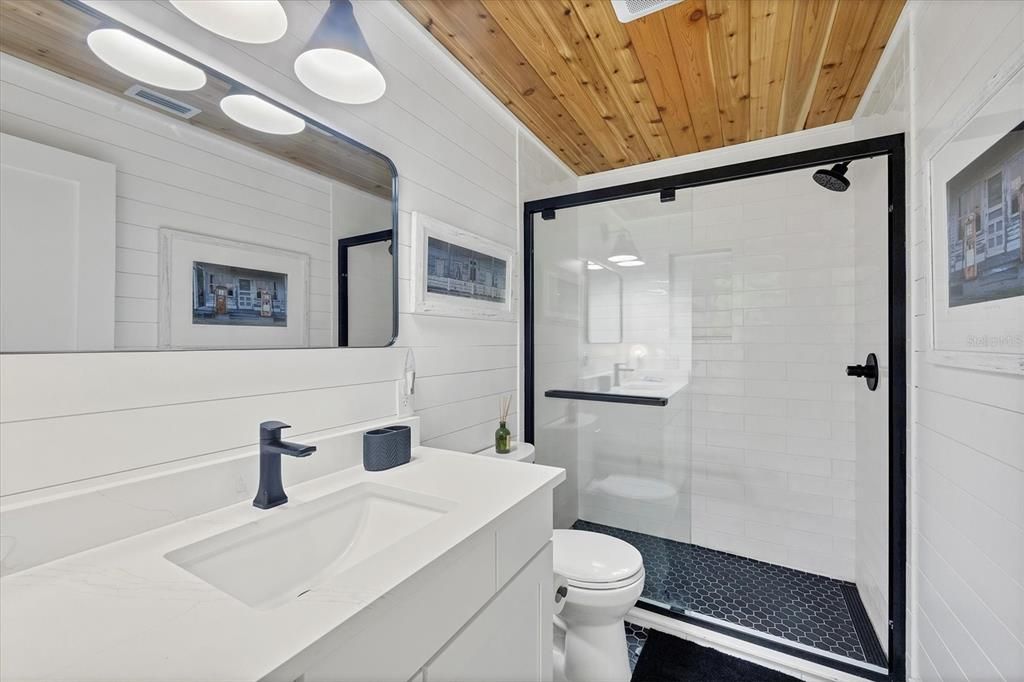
[400,0,905,174]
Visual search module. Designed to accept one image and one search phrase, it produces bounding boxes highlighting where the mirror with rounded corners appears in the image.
[0,0,397,352]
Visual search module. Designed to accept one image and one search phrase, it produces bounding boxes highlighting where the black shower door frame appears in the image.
[522,134,907,682]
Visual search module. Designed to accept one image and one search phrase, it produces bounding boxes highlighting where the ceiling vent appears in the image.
[123,84,201,119]
[611,0,683,23]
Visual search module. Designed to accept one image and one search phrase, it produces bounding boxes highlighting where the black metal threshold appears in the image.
[543,389,668,407]
[635,601,889,682]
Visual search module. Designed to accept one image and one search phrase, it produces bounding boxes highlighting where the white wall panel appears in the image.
[853,2,1024,679]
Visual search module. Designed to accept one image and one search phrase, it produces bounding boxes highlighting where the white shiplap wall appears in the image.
[0,1,573,508]
[856,2,1024,680]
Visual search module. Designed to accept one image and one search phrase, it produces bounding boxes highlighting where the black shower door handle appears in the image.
[846,353,879,391]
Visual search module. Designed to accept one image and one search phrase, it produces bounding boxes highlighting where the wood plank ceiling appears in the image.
[401,0,905,174]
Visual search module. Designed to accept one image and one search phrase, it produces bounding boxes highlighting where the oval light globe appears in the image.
[294,48,386,104]
[220,94,305,135]
[87,28,206,91]
[170,0,288,45]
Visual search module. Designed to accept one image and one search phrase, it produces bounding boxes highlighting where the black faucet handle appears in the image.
[260,421,291,441]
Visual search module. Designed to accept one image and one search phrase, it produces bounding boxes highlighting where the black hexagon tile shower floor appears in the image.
[575,520,882,664]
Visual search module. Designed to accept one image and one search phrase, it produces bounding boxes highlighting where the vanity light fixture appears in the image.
[86,28,206,91]
[607,229,640,263]
[220,89,305,135]
[618,260,646,267]
[170,0,288,45]
[586,261,603,270]
[294,0,386,104]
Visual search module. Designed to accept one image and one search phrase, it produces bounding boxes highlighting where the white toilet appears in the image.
[552,529,645,682]
[472,442,645,682]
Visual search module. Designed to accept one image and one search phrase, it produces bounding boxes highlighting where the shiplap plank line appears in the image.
[0,349,405,422]
[0,382,397,495]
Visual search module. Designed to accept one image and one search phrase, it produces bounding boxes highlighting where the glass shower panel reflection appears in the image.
[533,191,702,611]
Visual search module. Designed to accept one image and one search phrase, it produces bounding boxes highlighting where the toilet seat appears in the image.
[553,530,644,590]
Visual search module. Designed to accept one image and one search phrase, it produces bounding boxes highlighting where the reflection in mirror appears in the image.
[0,1,397,352]
[338,229,394,347]
[585,263,623,343]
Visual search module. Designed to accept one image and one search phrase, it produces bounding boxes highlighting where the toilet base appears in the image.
[553,613,633,682]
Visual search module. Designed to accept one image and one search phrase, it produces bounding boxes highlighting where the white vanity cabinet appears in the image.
[295,488,555,682]
[422,542,553,682]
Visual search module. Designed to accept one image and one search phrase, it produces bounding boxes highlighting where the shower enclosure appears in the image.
[526,137,906,682]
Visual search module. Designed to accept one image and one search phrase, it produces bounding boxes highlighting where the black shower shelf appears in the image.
[543,389,668,407]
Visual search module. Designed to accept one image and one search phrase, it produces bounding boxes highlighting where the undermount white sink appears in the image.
[165,482,455,609]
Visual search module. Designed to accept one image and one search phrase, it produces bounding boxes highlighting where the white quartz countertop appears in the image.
[0,448,565,682]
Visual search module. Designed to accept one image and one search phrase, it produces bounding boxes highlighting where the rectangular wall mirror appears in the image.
[585,264,622,344]
[0,0,398,352]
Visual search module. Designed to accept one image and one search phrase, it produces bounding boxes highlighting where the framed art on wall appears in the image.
[927,64,1024,375]
[159,229,310,349]
[410,212,514,320]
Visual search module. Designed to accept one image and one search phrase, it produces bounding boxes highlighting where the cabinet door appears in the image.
[425,542,553,682]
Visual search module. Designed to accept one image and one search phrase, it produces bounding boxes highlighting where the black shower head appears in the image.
[812,161,851,192]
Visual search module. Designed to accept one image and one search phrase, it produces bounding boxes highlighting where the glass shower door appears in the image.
[532,190,699,613]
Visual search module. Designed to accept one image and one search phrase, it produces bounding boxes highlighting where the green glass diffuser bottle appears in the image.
[495,394,512,454]
[495,420,511,454]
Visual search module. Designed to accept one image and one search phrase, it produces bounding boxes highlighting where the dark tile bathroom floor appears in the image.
[625,621,649,671]
[576,520,886,667]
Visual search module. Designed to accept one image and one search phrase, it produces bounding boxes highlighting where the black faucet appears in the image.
[253,421,316,509]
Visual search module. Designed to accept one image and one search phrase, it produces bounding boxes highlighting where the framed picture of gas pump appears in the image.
[927,64,1024,375]
[159,229,310,349]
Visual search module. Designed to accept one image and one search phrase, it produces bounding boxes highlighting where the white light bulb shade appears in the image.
[220,93,304,135]
[607,230,639,263]
[170,0,288,44]
[295,0,385,104]
[618,260,646,267]
[586,261,603,270]
[87,28,206,91]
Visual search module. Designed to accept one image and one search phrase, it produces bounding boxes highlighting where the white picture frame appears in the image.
[158,229,311,349]
[410,212,514,320]
[926,62,1024,375]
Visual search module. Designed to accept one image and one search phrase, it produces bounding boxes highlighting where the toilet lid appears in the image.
[553,530,643,587]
